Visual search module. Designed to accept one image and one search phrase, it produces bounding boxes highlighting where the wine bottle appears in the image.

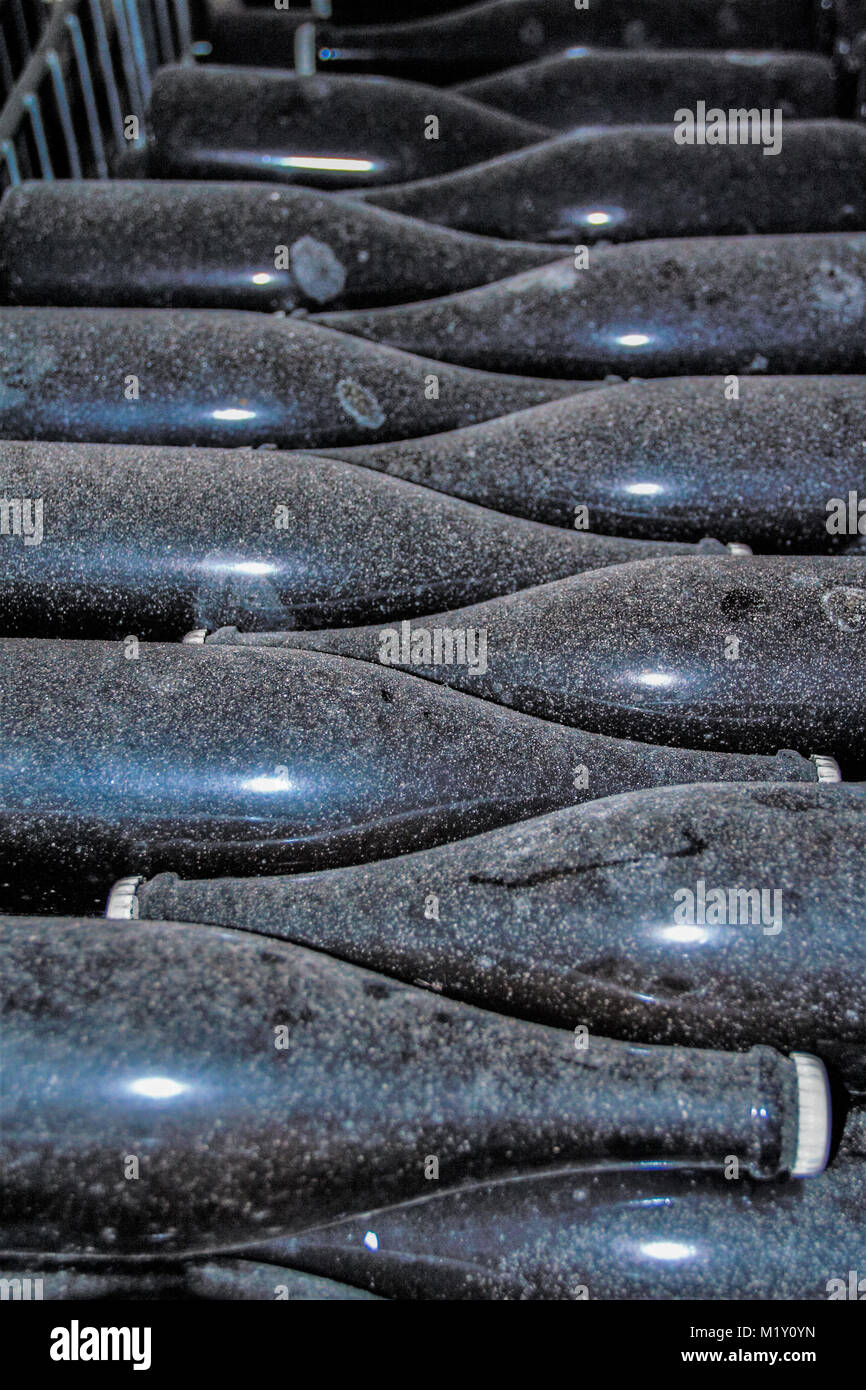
[145,65,549,189]
[316,375,866,546]
[0,180,560,312]
[14,1113,866,1300]
[0,439,722,640]
[0,640,820,914]
[0,1262,379,1301]
[0,308,579,449]
[312,233,866,377]
[202,1,827,83]
[125,780,865,1083]
[237,1,470,17]
[0,916,831,1255]
[456,50,839,128]
[357,121,866,244]
[210,554,866,760]
[259,1156,866,1300]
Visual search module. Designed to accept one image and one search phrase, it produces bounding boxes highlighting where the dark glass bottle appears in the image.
[357,121,866,243]
[0,181,559,312]
[145,65,549,189]
[129,780,866,1085]
[211,554,866,762]
[456,50,839,127]
[236,1,471,17]
[203,1,827,83]
[318,375,866,548]
[263,1154,866,1300]
[0,1262,379,1301]
[6,1156,865,1299]
[0,639,818,914]
[0,439,724,641]
[313,233,866,377]
[0,916,830,1255]
[0,308,578,449]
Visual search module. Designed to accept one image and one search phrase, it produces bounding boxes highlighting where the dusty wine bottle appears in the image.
[456,50,839,128]
[123,781,864,1082]
[9,1156,865,1299]
[144,66,549,189]
[0,916,831,1255]
[14,1112,866,1300]
[313,1,469,17]
[356,121,866,244]
[260,1157,866,1300]
[0,308,579,448]
[261,1,468,17]
[202,0,828,82]
[0,440,726,640]
[312,234,866,377]
[212,554,866,760]
[0,1263,380,1301]
[0,181,560,312]
[317,375,866,546]
[0,640,822,914]
[233,0,458,12]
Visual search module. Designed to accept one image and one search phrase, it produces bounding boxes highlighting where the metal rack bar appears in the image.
[0,0,194,185]
[46,48,84,178]
[89,0,126,152]
[23,90,53,180]
[66,11,109,178]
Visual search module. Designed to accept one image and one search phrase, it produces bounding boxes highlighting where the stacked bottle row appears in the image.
[1,0,865,1300]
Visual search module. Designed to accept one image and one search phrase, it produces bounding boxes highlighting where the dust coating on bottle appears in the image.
[0,308,580,448]
[132,781,866,1081]
[0,181,561,312]
[208,554,866,762]
[357,122,866,243]
[0,917,820,1255]
[312,233,866,377]
[0,439,723,640]
[318,375,866,546]
[0,639,816,914]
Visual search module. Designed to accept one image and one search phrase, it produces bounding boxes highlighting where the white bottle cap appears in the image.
[810,754,842,783]
[105,876,144,920]
[790,1052,832,1178]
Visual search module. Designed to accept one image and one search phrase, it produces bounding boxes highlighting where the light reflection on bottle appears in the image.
[625,482,663,497]
[658,924,713,946]
[232,562,276,577]
[128,1076,188,1100]
[725,52,774,67]
[635,670,676,689]
[243,774,294,794]
[640,1240,697,1262]
[196,557,277,577]
[568,205,626,228]
[318,50,370,64]
[264,155,379,174]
